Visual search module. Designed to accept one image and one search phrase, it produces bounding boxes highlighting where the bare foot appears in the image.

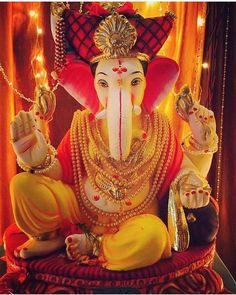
[14,236,64,259]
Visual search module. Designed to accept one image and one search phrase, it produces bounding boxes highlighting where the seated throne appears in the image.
[0,223,222,294]
[0,2,224,294]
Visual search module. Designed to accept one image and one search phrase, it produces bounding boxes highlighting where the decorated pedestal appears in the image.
[0,224,223,294]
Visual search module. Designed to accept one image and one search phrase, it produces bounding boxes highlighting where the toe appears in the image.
[19,248,30,259]
[14,247,21,258]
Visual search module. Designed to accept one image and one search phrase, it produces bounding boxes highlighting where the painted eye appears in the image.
[131,78,142,86]
[98,79,108,88]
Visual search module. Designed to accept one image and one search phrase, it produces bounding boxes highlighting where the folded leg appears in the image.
[10,172,81,258]
[101,214,171,271]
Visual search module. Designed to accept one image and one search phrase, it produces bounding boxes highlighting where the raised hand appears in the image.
[187,102,216,147]
[10,110,48,167]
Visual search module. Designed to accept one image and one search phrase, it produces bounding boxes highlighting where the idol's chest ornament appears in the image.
[70,110,175,229]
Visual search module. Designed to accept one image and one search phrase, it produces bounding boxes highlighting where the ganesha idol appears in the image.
[9,2,219,271]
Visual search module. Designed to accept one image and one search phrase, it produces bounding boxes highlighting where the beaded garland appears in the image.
[70,110,175,230]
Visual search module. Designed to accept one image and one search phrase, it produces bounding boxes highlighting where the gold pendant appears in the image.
[95,173,126,201]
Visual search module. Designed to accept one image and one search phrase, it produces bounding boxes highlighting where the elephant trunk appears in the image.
[107,88,133,161]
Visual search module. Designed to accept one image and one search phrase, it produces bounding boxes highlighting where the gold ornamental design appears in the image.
[93,13,137,59]
[50,2,66,18]
[100,2,124,13]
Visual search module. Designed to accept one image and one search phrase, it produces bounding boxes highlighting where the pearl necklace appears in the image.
[82,111,165,203]
[93,114,150,161]
[87,113,160,178]
[70,110,175,229]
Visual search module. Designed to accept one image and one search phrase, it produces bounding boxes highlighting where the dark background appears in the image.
[201,3,236,279]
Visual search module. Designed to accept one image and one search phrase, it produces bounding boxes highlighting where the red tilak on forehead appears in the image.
[112,59,127,74]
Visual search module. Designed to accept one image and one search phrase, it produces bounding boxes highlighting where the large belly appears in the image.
[82,176,158,234]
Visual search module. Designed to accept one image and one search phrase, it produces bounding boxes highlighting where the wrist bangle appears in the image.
[33,145,57,174]
[17,158,33,173]
[181,133,218,155]
[17,144,57,174]
[173,169,195,187]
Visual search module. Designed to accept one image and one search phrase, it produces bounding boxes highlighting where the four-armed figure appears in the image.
[9,2,218,270]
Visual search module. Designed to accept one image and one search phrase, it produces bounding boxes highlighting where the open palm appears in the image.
[10,110,48,167]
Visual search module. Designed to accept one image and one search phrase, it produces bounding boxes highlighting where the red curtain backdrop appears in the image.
[0,3,15,241]
[201,3,236,279]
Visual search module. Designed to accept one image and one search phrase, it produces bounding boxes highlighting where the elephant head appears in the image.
[93,57,146,161]
[51,2,179,160]
[58,53,179,161]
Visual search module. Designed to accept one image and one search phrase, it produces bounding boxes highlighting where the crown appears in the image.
[51,2,176,70]
[92,13,140,63]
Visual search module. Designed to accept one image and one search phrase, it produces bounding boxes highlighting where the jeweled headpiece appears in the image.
[51,2,179,115]
[51,2,176,71]
[92,13,139,63]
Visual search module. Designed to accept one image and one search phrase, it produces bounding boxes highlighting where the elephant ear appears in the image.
[142,57,179,113]
[58,52,99,114]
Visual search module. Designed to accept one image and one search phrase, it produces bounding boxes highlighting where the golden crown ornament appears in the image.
[92,13,139,63]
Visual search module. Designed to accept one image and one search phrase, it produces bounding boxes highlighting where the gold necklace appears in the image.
[71,110,175,229]
[93,114,150,160]
[85,112,161,178]
[82,111,165,202]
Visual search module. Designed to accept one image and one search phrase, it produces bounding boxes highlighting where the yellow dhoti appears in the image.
[10,173,171,270]
[102,214,171,270]
[10,172,81,236]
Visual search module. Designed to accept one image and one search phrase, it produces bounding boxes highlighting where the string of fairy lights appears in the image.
[29,7,50,90]
[0,4,56,106]
[216,7,229,202]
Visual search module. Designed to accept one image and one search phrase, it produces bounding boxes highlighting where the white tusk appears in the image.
[133,104,142,116]
[95,109,107,120]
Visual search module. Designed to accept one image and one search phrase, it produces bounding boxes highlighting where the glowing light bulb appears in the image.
[36,55,43,63]
[37,27,43,35]
[29,10,36,17]
[146,0,155,4]
[197,16,204,27]
[202,62,209,69]
[41,70,47,77]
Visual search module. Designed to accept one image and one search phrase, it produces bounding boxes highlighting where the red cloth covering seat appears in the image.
[0,223,223,294]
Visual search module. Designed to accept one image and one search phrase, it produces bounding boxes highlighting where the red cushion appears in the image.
[4,223,215,285]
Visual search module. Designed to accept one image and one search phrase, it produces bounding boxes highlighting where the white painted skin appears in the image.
[177,101,217,209]
[10,110,48,167]
[94,57,146,161]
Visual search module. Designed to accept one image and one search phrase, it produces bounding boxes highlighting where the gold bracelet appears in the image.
[17,144,57,174]
[182,133,218,155]
[85,232,102,257]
